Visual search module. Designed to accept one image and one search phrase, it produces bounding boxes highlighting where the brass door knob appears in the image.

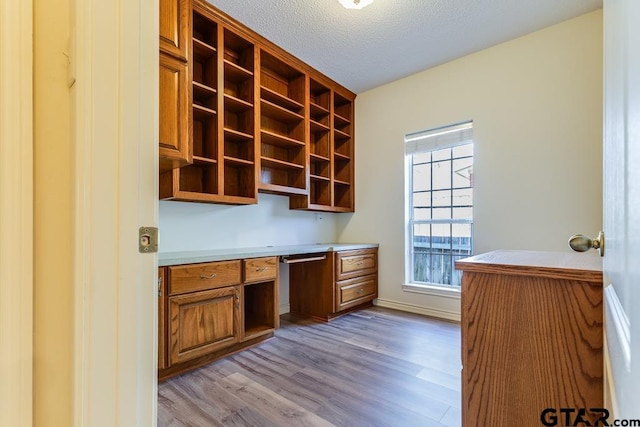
[568,231,604,256]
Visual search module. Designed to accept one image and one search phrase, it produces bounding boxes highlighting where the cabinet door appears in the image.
[160,52,191,171]
[169,286,240,365]
[159,0,190,61]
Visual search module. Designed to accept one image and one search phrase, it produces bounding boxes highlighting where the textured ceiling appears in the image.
[206,0,602,93]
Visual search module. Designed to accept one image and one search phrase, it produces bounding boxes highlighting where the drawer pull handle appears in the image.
[357,289,364,293]
[200,273,217,280]
[255,267,268,272]
[356,261,364,266]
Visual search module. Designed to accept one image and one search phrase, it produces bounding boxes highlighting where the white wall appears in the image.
[159,194,338,251]
[337,10,604,320]
[160,193,339,311]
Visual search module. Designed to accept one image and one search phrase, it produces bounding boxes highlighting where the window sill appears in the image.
[402,283,461,299]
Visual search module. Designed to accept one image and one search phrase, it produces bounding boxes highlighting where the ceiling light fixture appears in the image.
[338,0,374,10]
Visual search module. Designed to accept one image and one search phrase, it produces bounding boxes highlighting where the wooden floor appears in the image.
[158,306,461,427]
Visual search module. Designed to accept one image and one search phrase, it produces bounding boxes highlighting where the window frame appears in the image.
[404,122,474,294]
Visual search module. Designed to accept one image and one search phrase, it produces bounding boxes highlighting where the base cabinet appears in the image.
[456,250,603,427]
[159,256,278,380]
[169,286,241,365]
[290,248,378,321]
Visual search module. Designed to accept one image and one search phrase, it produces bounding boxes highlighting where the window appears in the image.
[405,122,473,288]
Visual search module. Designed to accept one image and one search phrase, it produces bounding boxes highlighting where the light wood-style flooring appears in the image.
[158,306,461,427]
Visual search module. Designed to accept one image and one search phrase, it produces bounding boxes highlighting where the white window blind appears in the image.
[405,121,473,154]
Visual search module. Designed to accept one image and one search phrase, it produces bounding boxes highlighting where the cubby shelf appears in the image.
[261,129,305,148]
[193,38,217,57]
[260,99,304,123]
[261,156,304,170]
[260,86,304,112]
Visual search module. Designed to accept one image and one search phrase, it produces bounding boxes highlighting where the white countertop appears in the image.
[159,243,379,266]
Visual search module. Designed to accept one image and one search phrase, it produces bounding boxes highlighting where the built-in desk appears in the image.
[158,243,378,380]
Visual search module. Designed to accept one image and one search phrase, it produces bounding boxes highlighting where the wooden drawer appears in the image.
[335,248,378,281]
[244,257,278,283]
[336,274,377,311]
[168,260,241,295]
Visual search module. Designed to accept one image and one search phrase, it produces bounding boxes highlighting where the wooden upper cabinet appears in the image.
[159,0,191,61]
[159,53,192,171]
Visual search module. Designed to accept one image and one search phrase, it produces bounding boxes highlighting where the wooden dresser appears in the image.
[456,250,603,427]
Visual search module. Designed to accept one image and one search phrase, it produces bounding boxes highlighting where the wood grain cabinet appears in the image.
[159,0,191,61]
[456,250,603,427]
[159,256,279,381]
[159,0,357,211]
[159,0,192,172]
[290,248,378,321]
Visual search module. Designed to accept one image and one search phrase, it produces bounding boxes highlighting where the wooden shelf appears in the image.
[310,119,330,132]
[224,94,253,112]
[310,101,329,116]
[193,81,217,97]
[193,156,217,165]
[193,37,217,59]
[334,128,351,140]
[193,104,217,119]
[334,178,351,186]
[310,174,330,182]
[261,129,305,148]
[334,112,351,126]
[260,99,304,123]
[334,151,350,161]
[223,59,253,81]
[224,127,253,142]
[310,153,330,162]
[259,182,307,196]
[261,156,304,170]
[260,86,304,113]
[224,156,254,166]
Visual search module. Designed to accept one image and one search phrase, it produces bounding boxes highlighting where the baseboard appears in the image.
[279,303,290,315]
[374,298,461,322]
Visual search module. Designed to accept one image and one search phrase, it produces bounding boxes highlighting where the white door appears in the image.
[603,0,640,417]
[71,0,158,425]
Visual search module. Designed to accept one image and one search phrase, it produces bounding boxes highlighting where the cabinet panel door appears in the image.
[169,286,240,365]
[159,0,190,61]
[159,52,191,171]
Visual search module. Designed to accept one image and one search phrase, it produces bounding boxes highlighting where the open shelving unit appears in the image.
[160,4,258,204]
[160,0,356,211]
[258,49,307,195]
[243,280,277,339]
[290,84,355,212]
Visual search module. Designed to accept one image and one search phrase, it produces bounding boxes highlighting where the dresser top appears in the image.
[455,250,603,283]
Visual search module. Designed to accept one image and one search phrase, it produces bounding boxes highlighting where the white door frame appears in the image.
[71,0,158,424]
[0,0,34,426]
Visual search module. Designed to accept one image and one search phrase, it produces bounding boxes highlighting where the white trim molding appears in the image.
[402,283,462,299]
[72,0,158,424]
[375,298,461,322]
[605,284,631,370]
[0,0,34,425]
